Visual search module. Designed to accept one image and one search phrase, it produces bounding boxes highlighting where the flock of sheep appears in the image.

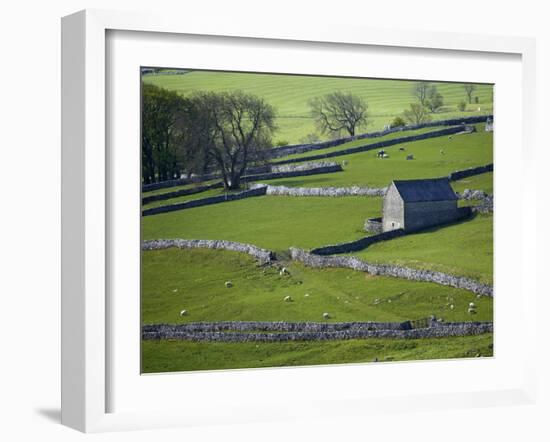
[177,264,480,321]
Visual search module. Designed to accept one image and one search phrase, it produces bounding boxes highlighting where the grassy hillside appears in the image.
[142,248,492,325]
[143,71,493,144]
[264,125,492,188]
[352,213,493,284]
[141,248,493,372]
[142,334,493,373]
[142,195,381,252]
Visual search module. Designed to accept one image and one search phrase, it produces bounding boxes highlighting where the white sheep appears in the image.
[468,307,476,314]
[279,267,289,276]
[179,310,188,316]
[450,304,455,310]
[283,295,292,302]
[304,293,310,297]
[323,312,330,319]
[225,281,233,288]
[342,160,348,166]
[469,302,476,308]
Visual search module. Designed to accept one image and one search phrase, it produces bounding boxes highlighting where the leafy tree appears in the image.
[403,103,432,125]
[458,100,467,111]
[141,83,188,184]
[390,116,406,128]
[426,85,444,113]
[463,84,476,104]
[309,91,368,137]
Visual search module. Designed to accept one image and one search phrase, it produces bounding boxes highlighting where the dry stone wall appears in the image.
[251,183,387,197]
[290,247,493,296]
[141,186,268,216]
[142,321,493,342]
[273,126,469,165]
[268,115,492,159]
[310,229,406,255]
[142,238,275,264]
[142,181,224,205]
[448,164,493,181]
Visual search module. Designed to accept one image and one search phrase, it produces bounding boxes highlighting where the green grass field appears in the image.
[141,248,493,372]
[141,71,494,373]
[264,124,492,188]
[142,248,491,325]
[352,213,493,284]
[452,172,493,194]
[142,334,493,373]
[142,195,381,252]
[143,71,493,144]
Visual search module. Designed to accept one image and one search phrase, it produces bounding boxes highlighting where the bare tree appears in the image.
[309,91,368,137]
[412,81,431,106]
[463,84,476,104]
[191,91,276,190]
[403,103,432,125]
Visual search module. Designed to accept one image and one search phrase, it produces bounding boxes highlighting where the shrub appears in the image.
[458,101,467,112]
[390,116,406,128]
[275,140,290,147]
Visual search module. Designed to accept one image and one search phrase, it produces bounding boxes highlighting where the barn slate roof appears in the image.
[392,178,458,203]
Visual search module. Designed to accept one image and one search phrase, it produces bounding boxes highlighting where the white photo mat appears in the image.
[62,9,538,433]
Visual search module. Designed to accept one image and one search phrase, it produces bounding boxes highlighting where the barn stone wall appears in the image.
[404,200,463,232]
[382,184,405,231]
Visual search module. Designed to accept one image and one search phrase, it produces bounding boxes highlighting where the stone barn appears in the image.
[382,178,467,232]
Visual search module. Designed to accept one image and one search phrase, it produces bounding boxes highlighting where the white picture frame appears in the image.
[61,9,538,433]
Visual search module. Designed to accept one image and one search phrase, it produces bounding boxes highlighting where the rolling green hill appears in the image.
[143,70,493,144]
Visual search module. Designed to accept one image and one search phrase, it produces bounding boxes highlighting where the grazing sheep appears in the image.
[304,293,310,297]
[406,154,414,160]
[279,267,289,276]
[468,307,477,314]
[283,295,292,302]
[399,147,405,151]
[172,289,178,293]
[323,312,330,319]
[469,302,476,308]
[225,281,233,288]
[179,310,188,316]
[450,304,455,310]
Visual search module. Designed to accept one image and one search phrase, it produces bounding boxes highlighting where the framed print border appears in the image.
[61,9,538,433]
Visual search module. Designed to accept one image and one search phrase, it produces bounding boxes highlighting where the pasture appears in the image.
[140,72,494,371]
[264,124,492,188]
[143,71,493,144]
[141,248,493,371]
[142,334,493,373]
[142,196,381,252]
